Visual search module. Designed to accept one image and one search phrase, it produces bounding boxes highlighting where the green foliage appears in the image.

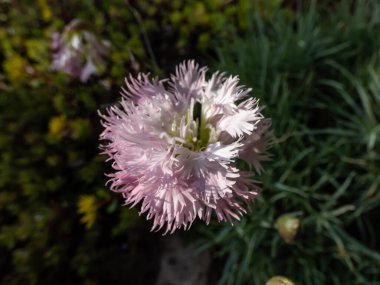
[125,0,286,70]
[0,0,188,284]
[1,0,379,284]
[198,1,380,284]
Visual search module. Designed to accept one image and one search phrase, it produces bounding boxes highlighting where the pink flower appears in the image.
[99,61,271,234]
[52,19,110,82]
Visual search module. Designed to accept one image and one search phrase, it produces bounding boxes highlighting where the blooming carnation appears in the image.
[99,61,271,234]
[51,19,110,82]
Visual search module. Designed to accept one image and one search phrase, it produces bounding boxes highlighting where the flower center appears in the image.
[169,99,214,152]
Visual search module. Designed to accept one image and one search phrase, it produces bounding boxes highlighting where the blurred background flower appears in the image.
[51,19,110,82]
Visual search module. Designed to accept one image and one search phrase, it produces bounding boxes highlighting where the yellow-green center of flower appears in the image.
[169,99,214,152]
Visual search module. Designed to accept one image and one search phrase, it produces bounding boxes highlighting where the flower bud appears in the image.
[275,214,300,244]
[266,276,295,285]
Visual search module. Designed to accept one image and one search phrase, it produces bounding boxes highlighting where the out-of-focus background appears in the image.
[1,1,380,284]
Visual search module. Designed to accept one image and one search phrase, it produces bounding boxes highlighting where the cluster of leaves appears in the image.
[198,1,380,284]
[129,0,286,66]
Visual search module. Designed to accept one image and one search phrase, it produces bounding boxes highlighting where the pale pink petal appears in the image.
[99,60,271,234]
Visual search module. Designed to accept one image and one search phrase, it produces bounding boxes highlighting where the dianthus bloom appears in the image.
[51,19,110,82]
[100,61,271,234]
